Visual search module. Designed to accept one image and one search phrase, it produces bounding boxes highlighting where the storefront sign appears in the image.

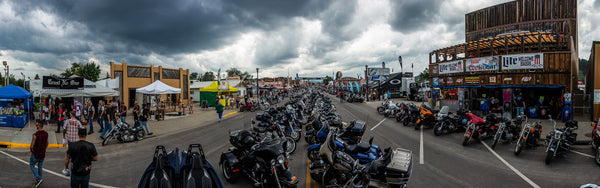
[594,90,600,104]
[42,76,84,89]
[438,61,463,74]
[466,56,499,72]
[439,78,444,84]
[502,53,544,70]
[433,78,439,86]
[432,66,438,74]
[447,77,453,84]
[503,78,512,82]
[489,76,496,83]
[465,77,479,84]
[564,93,572,104]
[522,77,532,82]
[456,78,463,83]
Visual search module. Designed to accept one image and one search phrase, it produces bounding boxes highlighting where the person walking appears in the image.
[85,101,95,135]
[56,105,65,133]
[30,119,48,187]
[188,97,194,114]
[215,99,224,123]
[97,101,105,133]
[100,101,113,140]
[139,103,152,135]
[133,101,140,127]
[65,128,98,188]
[64,111,84,146]
[118,101,130,127]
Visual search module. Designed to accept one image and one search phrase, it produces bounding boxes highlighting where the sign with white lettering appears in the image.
[502,53,544,70]
[438,61,463,74]
[466,56,499,72]
[42,76,84,89]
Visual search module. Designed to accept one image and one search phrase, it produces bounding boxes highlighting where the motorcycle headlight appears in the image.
[554,131,562,140]
[277,155,286,165]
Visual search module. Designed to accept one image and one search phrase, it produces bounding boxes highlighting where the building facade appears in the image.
[110,62,190,109]
[428,0,578,117]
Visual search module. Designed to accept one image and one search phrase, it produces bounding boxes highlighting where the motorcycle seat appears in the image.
[345,142,371,154]
[253,127,267,133]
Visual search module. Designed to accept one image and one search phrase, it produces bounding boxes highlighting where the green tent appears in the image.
[199,81,239,107]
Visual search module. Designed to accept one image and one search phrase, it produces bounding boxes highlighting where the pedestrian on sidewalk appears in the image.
[56,105,65,133]
[65,128,98,188]
[188,97,194,114]
[140,103,153,135]
[133,101,140,127]
[100,101,113,140]
[215,99,224,123]
[118,101,130,127]
[85,101,95,135]
[64,111,84,146]
[30,119,48,188]
[97,101,105,133]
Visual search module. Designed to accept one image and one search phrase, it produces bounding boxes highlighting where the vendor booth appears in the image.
[136,80,182,120]
[199,81,238,107]
[0,84,32,128]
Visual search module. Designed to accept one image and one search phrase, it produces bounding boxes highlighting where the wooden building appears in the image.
[587,41,600,121]
[428,0,578,115]
[110,62,190,109]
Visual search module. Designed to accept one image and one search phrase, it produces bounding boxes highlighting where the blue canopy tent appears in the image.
[0,84,32,128]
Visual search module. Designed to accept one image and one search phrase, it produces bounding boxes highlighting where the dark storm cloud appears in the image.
[388,0,443,33]
[596,0,600,9]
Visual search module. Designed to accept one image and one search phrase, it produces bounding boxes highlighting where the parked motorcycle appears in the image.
[402,103,419,127]
[591,118,600,166]
[239,101,256,112]
[384,102,400,118]
[433,106,455,136]
[395,102,410,122]
[377,101,390,114]
[220,130,298,188]
[545,117,578,164]
[102,119,145,146]
[462,113,498,146]
[415,104,436,130]
[491,113,522,149]
[514,115,542,156]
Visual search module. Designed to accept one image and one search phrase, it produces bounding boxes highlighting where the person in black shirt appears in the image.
[139,103,152,135]
[65,128,98,188]
[118,101,130,127]
[100,101,113,139]
[133,101,140,127]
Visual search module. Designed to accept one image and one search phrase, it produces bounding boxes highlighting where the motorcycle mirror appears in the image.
[592,122,596,128]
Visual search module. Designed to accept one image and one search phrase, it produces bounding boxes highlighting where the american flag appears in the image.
[534,55,541,65]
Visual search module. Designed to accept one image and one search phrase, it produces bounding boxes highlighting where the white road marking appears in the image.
[481,141,540,188]
[571,150,595,158]
[420,124,424,164]
[0,150,118,188]
[369,118,386,131]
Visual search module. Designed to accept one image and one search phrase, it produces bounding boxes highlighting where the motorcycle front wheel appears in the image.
[377,107,384,114]
[462,135,469,146]
[545,150,555,164]
[514,136,524,156]
[433,122,443,136]
[595,147,600,166]
[136,131,145,141]
[102,134,113,146]
[491,128,503,149]
[290,130,301,142]
[307,148,320,162]
[282,137,296,155]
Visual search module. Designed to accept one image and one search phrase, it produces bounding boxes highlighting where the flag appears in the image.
[217,68,221,84]
[398,56,402,70]
[411,63,413,69]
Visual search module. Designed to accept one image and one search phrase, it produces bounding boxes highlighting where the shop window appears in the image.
[127,67,151,78]
[162,69,180,79]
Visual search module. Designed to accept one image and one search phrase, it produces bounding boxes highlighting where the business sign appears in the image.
[439,78,444,84]
[456,78,463,83]
[466,56,499,72]
[438,61,463,74]
[594,90,600,104]
[447,77,453,84]
[502,53,544,70]
[42,76,84,89]
[522,76,532,82]
[433,78,439,86]
[465,77,479,84]
[504,78,512,82]
[371,76,388,81]
[432,66,438,74]
[368,68,390,77]
[489,76,496,83]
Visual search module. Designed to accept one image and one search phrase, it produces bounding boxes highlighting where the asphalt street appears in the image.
[1,95,599,187]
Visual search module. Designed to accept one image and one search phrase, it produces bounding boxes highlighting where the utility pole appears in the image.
[365,65,368,102]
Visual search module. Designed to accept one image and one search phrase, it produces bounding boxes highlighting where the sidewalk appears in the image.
[361,98,594,143]
[0,103,239,151]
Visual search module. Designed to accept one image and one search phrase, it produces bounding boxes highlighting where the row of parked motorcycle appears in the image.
[377,100,600,166]
[302,91,414,188]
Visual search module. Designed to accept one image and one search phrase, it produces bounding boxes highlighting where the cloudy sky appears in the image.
[1,0,599,80]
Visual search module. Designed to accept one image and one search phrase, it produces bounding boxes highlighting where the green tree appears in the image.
[201,71,215,81]
[59,62,101,81]
[60,63,81,78]
[34,74,40,80]
[226,68,243,78]
[190,72,199,80]
[579,58,588,81]
[415,68,429,82]
[322,76,333,84]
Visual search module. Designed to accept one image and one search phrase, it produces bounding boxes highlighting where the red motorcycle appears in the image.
[462,113,499,146]
[239,101,255,112]
[591,118,600,166]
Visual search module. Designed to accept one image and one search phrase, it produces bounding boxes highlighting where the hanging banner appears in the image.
[489,76,496,83]
[447,77,453,84]
[465,77,479,84]
[432,65,438,74]
[438,61,463,74]
[433,78,439,86]
[42,76,84,89]
[466,56,499,72]
[594,90,600,104]
[502,53,544,70]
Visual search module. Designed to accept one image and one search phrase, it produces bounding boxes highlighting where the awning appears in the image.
[137,80,181,94]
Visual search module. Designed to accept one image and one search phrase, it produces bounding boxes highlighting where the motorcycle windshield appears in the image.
[254,139,285,160]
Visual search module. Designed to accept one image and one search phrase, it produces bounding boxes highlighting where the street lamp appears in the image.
[365,65,368,102]
[21,72,25,87]
[256,68,259,99]
[3,61,8,86]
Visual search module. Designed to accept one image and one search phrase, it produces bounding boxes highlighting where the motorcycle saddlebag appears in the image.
[383,148,412,184]
[255,113,265,121]
[348,120,367,134]
[332,151,355,172]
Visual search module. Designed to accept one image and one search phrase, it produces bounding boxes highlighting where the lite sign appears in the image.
[466,56,499,72]
[502,53,544,70]
[438,61,463,74]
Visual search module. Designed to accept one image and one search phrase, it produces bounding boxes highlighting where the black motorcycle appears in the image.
[514,116,542,156]
[491,113,522,149]
[544,118,578,164]
[402,103,419,127]
[102,119,145,146]
[220,130,298,188]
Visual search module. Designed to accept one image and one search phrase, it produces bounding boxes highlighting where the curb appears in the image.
[0,141,63,149]
[223,111,238,118]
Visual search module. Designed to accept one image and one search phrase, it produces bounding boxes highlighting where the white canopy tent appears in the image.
[136,80,181,94]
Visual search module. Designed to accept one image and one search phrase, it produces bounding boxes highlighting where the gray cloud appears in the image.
[388,0,443,33]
